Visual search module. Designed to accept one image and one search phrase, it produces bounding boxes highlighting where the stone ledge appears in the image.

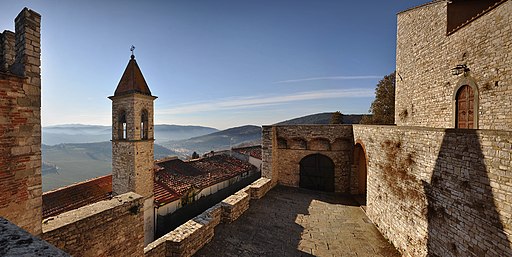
[0,217,69,257]
[42,192,142,232]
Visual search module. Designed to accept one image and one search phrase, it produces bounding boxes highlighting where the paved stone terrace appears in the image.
[194,186,399,257]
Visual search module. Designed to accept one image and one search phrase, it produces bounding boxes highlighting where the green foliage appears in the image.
[361,71,396,125]
[330,111,344,124]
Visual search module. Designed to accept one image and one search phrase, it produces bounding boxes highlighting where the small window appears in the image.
[118,111,127,140]
[141,110,149,139]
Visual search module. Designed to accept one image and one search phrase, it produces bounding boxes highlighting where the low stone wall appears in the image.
[42,192,144,257]
[145,177,273,257]
[353,125,512,257]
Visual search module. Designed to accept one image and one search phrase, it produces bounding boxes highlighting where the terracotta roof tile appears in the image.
[233,145,262,160]
[42,175,112,219]
[113,55,152,96]
[154,155,256,205]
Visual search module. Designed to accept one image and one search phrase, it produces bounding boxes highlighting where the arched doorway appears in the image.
[299,154,334,192]
[354,144,367,195]
[456,85,475,129]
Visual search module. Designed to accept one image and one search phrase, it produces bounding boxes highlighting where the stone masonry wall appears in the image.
[353,125,512,257]
[262,125,354,193]
[111,93,155,198]
[395,1,512,130]
[42,192,145,257]
[0,8,42,235]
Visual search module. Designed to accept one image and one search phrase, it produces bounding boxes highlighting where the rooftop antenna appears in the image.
[130,45,135,59]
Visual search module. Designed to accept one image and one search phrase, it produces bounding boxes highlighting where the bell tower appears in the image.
[109,49,156,244]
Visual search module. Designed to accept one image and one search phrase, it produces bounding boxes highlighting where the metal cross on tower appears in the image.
[130,45,135,59]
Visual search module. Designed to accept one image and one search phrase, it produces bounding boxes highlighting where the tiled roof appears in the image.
[42,175,112,219]
[154,155,256,205]
[113,55,152,96]
[42,155,256,216]
[233,145,262,160]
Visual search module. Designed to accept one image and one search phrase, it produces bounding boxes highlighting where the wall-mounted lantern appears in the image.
[451,64,470,76]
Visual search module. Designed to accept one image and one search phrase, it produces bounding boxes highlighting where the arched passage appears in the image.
[299,154,334,192]
[354,143,367,195]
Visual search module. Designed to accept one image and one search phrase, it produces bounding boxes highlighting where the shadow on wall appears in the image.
[423,130,512,257]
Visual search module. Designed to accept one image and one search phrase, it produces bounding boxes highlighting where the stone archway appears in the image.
[354,143,367,195]
[299,154,334,192]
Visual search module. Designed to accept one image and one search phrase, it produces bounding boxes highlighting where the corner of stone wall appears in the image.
[42,192,145,257]
[0,7,42,236]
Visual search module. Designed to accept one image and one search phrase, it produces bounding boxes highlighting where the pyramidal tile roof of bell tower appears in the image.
[113,54,152,96]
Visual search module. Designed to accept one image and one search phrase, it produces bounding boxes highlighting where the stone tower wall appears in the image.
[0,8,42,235]
[395,1,512,130]
[111,93,155,198]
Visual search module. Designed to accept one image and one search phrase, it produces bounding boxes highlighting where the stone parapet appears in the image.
[144,178,273,257]
[42,192,144,257]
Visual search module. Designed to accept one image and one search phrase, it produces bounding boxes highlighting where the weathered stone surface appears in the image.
[194,186,399,257]
[42,192,145,257]
[0,217,69,257]
[353,125,512,257]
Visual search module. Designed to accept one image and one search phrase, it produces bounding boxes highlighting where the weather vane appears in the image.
[130,45,135,58]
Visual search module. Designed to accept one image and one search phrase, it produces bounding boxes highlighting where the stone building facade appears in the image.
[395,0,511,130]
[0,8,42,236]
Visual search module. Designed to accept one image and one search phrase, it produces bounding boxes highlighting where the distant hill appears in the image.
[276,112,367,125]
[42,141,177,192]
[161,125,262,157]
[43,124,218,145]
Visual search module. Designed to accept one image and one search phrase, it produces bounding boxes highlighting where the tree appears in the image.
[191,151,199,159]
[361,71,395,125]
[330,111,344,124]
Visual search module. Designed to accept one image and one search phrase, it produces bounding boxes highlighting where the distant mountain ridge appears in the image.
[161,125,262,157]
[276,112,366,125]
[43,124,218,145]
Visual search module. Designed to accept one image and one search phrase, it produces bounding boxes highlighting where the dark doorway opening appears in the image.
[299,154,334,192]
[354,143,368,207]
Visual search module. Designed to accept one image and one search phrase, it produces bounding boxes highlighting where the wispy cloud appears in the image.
[273,75,382,84]
[157,88,373,115]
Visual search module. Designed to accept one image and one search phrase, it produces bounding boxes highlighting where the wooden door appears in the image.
[456,85,474,129]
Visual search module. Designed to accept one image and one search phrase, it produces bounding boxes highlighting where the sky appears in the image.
[1,0,427,130]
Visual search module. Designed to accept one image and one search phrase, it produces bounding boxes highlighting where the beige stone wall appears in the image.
[0,8,42,235]
[353,124,512,257]
[395,1,512,130]
[262,125,354,193]
[42,192,145,257]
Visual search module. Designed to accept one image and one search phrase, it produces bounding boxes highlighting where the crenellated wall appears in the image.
[262,125,354,193]
[0,7,42,235]
[353,125,512,257]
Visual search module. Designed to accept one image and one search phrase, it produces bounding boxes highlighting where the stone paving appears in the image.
[194,186,399,257]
